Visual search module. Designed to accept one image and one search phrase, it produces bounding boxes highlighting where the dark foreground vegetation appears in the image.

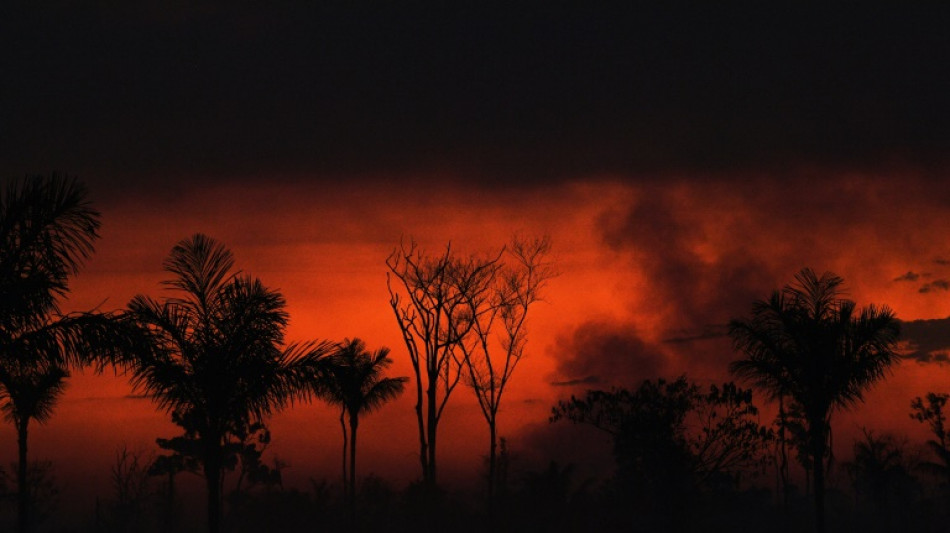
[4,435,950,533]
[4,174,950,532]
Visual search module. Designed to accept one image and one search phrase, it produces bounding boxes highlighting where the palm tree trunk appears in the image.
[813,450,825,533]
[810,416,827,533]
[164,471,176,533]
[17,419,29,533]
[205,446,223,533]
[778,397,789,509]
[340,406,348,498]
[349,413,359,526]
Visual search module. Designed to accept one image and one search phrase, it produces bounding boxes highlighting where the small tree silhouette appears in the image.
[456,236,555,509]
[149,436,199,533]
[0,363,67,533]
[845,429,918,513]
[910,392,950,487]
[105,445,156,533]
[0,460,59,531]
[730,268,901,533]
[318,338,407,520]
[124,234,333,533]
[551,376,771,530]
[386,239,501,491]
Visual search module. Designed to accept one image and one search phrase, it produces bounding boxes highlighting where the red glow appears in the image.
[5,173,950,512]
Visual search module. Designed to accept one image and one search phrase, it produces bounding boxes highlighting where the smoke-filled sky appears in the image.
[4,3,950,511]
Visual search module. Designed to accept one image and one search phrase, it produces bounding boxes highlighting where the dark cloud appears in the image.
[123,393,149,400]
[919,279,950,293]
[894,271,921,282]
[550,376,602,388]
[936,258,950,265]
[548,320,667,388]
[899,317,950,363]
[599,185,778,341]
[3,5,949,188]
[587,176,949,378]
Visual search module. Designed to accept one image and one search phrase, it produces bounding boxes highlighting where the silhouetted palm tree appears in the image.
[0,176,98,323]
[125,234,331,533]
[320,338,406,516]
[729,268,900,533]
[0,363,66,532]
[0,175,126,533]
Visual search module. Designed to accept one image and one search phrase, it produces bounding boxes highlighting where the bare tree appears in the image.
[386,240,501,490]
[456,236,554,507]
[106,445,156,533]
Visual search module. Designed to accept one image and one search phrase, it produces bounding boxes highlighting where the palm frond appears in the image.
[0,175,101,338]
[0,363,69,426]
[730,267,900,420]
[317,338,407,417]
[362,376,409,413]
[0,175,100,279]
[124,234,332,475]
[161,234,236,309]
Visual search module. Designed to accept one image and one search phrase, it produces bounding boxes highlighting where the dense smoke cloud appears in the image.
[900,318,950,364]
[549,176,950,388]
[549,320,667,388]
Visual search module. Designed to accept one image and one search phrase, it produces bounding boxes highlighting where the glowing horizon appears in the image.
[5,173,950,510]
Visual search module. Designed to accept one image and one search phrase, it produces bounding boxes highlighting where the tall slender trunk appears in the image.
[487,418,497,514]
[205,445,222,533]
[426,378,438,490]
[349,413,359,526]
[163,471,176,533]
[340,406,348,498]
[17,419,29,533]
[414,373,429,484]
[778,397,789,509]
[810,415,827,533]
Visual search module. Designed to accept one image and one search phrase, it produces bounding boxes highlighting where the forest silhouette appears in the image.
[3,174,950,533]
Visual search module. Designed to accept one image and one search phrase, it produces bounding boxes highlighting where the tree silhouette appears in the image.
[0,363,67,533]
[0,175,98,324]
[386,239,501,491]
[0,175,127,533]
[845,429,918,514]
[125,234,332,533]
[149,436,199,533]
[456,236,554,509]
[770,394,812,506]
[729,268,900,533]
[319,338,407,520]
[105,445,156,532]
[551,377,770,499]
[910,392,950,486]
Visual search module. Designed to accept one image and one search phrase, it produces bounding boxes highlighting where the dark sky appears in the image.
[3,4,949,188]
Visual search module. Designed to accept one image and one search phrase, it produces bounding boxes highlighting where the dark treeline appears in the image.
[3,175,950,533]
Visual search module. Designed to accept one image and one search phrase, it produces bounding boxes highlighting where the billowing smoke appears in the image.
[549,320,667,388]
[549,174,950,389]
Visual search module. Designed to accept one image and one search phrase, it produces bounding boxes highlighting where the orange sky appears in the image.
[6,171,950,516]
